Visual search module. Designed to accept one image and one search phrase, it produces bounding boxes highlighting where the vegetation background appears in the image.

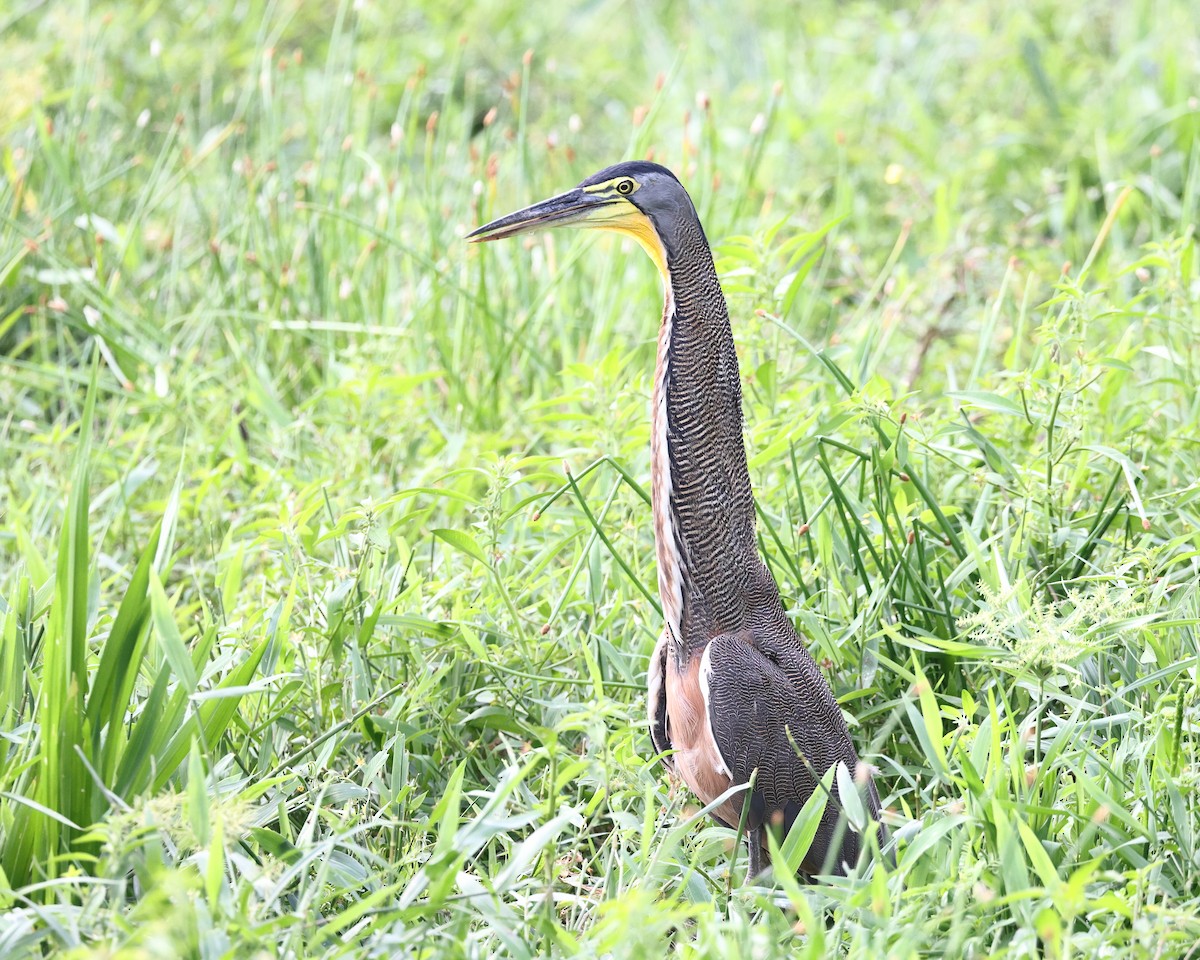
[2,0,1199,956]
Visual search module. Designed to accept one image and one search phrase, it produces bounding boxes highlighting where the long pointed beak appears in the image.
[466,188,617,242]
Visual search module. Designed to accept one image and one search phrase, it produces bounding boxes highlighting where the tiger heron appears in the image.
[468,161,886,877]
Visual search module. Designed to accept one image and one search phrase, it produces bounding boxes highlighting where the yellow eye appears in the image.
[616,178,636,195]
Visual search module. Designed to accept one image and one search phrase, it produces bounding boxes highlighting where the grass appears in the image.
[1,0,1199,956]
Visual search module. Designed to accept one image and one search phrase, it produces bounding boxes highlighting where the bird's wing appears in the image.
[701,633,882,874]
[647,630,674,770]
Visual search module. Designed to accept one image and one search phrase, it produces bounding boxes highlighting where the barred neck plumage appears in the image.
[650,217,774,655]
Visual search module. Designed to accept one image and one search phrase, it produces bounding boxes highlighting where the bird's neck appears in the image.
[651,236,776,650]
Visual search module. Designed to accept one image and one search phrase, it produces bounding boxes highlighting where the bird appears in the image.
[467,160,886,878]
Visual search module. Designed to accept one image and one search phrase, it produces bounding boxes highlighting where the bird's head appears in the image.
[466,161,699,282]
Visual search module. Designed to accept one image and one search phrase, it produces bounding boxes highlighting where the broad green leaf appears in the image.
[432,528,490,565]
[148,569,197,692]
[836,760,867,833]
[776,764,834,873]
